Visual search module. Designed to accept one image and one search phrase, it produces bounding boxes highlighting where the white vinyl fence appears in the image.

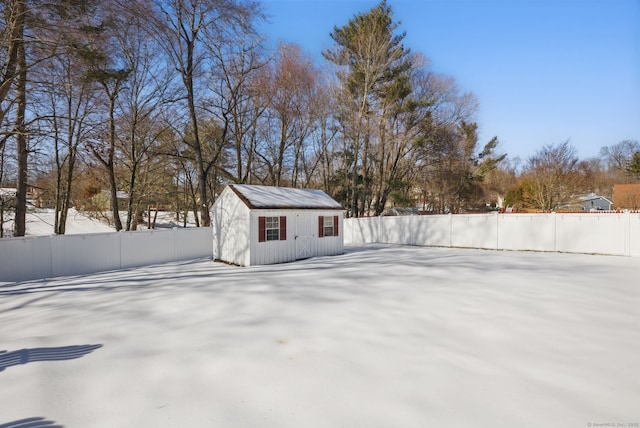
[0,227,213,283]
[344,212,640,257]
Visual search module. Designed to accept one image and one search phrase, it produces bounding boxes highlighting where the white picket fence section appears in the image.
[344,212,640,257]
[0,227,213,283]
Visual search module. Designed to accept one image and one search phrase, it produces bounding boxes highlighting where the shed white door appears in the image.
[295,213,316,260]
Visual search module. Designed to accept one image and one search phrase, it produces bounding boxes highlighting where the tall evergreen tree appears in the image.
[627,151,640,180]
[323,0,412,216]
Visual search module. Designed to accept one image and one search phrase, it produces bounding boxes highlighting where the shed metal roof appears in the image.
[228,184,344,210]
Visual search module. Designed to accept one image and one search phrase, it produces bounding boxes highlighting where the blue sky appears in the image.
[259,0,640,162]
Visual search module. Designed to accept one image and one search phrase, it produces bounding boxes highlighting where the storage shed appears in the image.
[212,184,344,266]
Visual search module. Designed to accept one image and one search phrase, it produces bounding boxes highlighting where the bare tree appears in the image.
[0,0,25,134]
[307,83,339,188]
[0,0,28,235]
[206,20,267,187]
[114,2,174,231]
[87,69,130,231]
[254,42,319,187]
[12,0,28,236]
[521,141,590,211]
[152,0,263,227]
[599,140,639,175]
[412,60,487,213]
[40,45,101,234]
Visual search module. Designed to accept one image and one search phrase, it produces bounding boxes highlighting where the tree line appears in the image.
[1,0,638,237]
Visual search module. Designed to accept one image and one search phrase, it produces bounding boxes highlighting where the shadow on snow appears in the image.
[0,344,102,373]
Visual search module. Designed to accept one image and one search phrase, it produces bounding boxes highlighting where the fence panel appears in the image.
[344,213,637,257]
[555,214,627,256]
[344,217,379,245]
[630,213,640,257]
[451,214,498,250]
[176,227,213,260]
[0,236,52,282]
[410,216,429,246]
[498,214,556,252]
[120,229,175,268]
[51,233,121,277]
[380,216,413,244]
[1,227,213,283]
[414,215,451,247]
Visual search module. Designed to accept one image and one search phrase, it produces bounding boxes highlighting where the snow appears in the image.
[3,209,200,237]
[0,187,17,197]
[1,244,639,427]
[2,209,116,236]
[230,184,344,209]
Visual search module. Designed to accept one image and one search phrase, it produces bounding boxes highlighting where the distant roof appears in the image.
[228,184,344,210]
[100,190,129,199]
[578,193,612,203]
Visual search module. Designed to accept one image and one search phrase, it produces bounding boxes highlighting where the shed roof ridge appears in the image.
[226,184,344,210]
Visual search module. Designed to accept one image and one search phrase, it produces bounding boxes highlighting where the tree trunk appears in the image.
[351,145,359,218]
[0,0,25,129]
[106,93,123,230]
[126,164,137,231]
[108,170,121,230]
[13,22,27,237]
[184,44,210,227]
[54,143,62,234]
[57,151,76,235]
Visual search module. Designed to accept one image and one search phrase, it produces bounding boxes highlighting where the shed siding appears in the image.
[249,210,343,266]
[212,186,251,266]
[250,211,294,265]
[316,213,343,258]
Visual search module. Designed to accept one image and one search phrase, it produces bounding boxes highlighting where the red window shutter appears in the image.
[280,216,287,240]
[258,216,266,242]
[318,216,324,238]
[334,215,339,236]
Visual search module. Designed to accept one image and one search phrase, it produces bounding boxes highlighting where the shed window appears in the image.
[266,217,280,241]
[318,215,339,238]
[259,216,287,242]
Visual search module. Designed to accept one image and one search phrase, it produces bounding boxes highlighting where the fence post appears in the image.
[118,231,123,270]
[552,212,558,252]
[409,215,415,246]
[625,211,631,257]
[494,211,499,250]
[48,235,54,279]
[173,227,179,261]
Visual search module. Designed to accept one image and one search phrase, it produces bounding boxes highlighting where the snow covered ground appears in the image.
[2,209,198,236]
[2,209,116,236]
[1,244,639,427]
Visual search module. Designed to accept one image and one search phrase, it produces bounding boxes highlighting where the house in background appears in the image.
[579,193,613,211]
[614,183,640,210]
[211,184,344,266]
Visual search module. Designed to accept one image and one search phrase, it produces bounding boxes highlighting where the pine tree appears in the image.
[323,0,413,216]
[627,151,640,180]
